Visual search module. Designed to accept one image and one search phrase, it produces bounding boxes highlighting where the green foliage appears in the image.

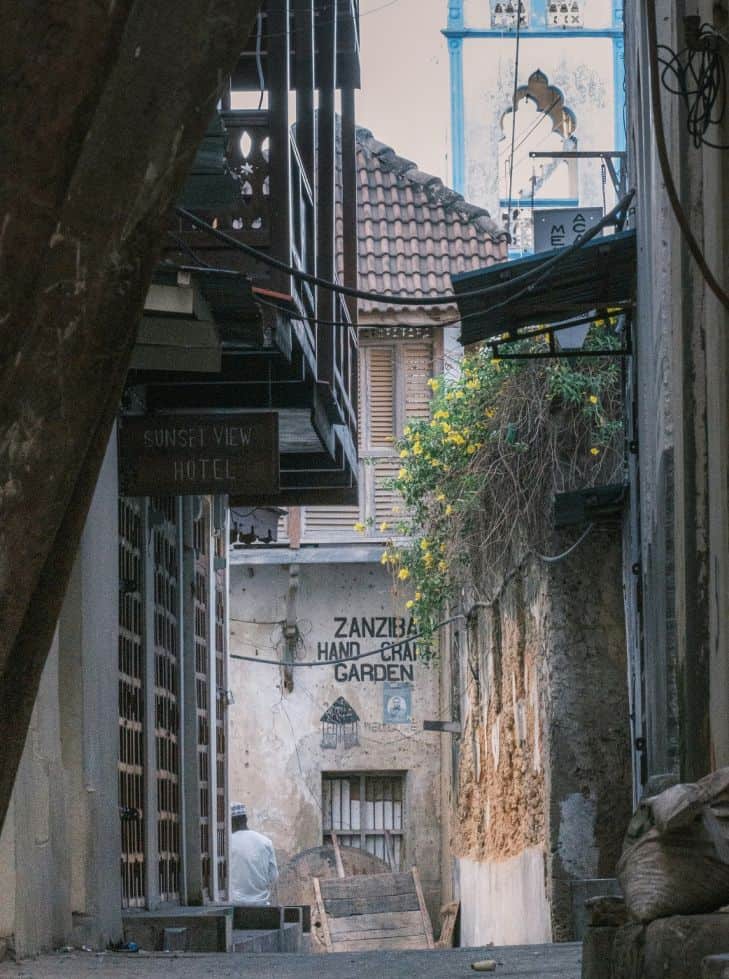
[379,323,624,638]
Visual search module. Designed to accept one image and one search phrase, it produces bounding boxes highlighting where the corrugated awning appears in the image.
[453,229,636,346]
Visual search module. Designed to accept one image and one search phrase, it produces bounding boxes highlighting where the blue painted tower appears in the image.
[445,0,624,250]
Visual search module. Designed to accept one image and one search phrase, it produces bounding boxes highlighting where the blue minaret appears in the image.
[445,0,624,251]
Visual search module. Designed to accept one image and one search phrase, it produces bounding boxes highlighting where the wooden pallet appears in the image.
[313,868,435,953]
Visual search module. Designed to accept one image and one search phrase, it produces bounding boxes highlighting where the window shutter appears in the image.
[366,347,395,449]
[403,340,433,425]
[373,460,404,527]
[302,505,361,541]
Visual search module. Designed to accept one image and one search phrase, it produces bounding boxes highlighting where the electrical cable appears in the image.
[506,11,524,241]
[174,190,634,310]
[248,0,402,43]
[536,522,594,563]
[255,11,266,110]
[229,613,464,667]
[657,22,729,149]
[646,0,729,312]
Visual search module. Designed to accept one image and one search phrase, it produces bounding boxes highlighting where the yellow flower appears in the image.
[424,552,434,568]
[433,409,450,421]
[420,538,430,551]
[398,567,410,581]
[412,442,423,456]
[380,552,389,565]
[589,395,598,404]
[400,448,409,458]
[454,390,465,399]
[440,422,451,433]
[485,408,495,419]
[438,559,448,573]
[353,521,366,533]
[406,599,415,610]
[466,444,477,455]
[445,504,454,516]
[430,458,440,468]
[403,425,412,436]
[415,591,422,601]
[466,380,479,390]
[590,447,600,456]
[445,391,454,402]
[398,467,407,479]
[490,358,501,368]
[379,521,390,532]
[427,378,440,391]
[436,492,446,502]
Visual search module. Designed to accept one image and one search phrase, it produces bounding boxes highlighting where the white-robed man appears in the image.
[230,803,279,905]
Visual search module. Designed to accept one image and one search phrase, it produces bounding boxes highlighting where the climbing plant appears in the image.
[360,323,624,640]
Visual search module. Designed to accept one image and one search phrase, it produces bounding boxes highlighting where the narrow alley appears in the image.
[0,944,582,979]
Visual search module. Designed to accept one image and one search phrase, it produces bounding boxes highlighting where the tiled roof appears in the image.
[353,127,507,317]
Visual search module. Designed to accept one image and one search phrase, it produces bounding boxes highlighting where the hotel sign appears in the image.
[118,412,279,496]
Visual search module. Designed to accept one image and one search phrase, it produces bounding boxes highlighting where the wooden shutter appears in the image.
[302,505,361,541]
[366,347,395,449]
[373,460,404,527]
[403,340,433,425]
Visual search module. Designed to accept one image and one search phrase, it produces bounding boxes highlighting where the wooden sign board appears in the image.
[119,412,279,497]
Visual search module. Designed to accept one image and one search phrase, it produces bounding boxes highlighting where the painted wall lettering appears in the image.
[318,616,421,683]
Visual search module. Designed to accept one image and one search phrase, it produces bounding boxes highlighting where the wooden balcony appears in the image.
[126,0,360,506]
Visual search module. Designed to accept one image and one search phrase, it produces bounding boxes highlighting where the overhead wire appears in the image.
[229,614,464,667]
[174,190,633,310]
[645,0,729,312]
[505,9,524,240]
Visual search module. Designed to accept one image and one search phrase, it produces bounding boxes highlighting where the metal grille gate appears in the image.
[194,502,212,900]
[118,497,145,908]
[214,530,228,896]
[152,496,182,903]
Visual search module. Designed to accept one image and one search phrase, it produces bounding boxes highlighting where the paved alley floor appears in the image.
[0,944,581,978]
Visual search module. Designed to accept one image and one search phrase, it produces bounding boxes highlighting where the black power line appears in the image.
[175,190,634,310]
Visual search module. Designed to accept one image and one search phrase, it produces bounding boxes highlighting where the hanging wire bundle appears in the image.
[657,18,729,149]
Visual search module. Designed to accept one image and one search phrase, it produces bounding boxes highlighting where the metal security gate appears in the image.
[322,773,405,869]
[214,529,228,896]
[194,501,212,900]
[118,497,145,909]
[152,496,182,903]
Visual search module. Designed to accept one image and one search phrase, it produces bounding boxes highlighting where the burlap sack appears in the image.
[618,767,729,923]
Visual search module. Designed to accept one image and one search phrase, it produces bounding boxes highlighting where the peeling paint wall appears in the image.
[449,527,631,944]
[228,560,443,922]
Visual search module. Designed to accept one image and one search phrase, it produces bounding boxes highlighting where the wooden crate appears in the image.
[313,869,434,952]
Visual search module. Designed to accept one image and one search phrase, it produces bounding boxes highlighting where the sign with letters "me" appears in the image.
[118,412,279,497]
[533,207,603,254]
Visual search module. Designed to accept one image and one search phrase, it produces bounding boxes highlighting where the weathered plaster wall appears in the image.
[544,528,632,940]
[625,0,729,785]
[458,849,551,946]
[0,436,121,956]
[461,35,617,218]
[228,560,443,922]
[451,528,630,944]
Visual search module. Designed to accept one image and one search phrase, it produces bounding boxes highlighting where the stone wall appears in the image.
[451,525,631,944]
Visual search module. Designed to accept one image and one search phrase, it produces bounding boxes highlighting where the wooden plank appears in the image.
[411,867,435,950]
[384,829,396,870]
[312,877,333,952]
[330,830,346,879]
[331,936,429,952]
[328,910,424,937]
[320,872,416,902]
[436,901,460,949]
[322,892,421,918]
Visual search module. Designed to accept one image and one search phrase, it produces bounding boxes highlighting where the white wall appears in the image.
[228,559,443,920]
[458,849,552,946]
